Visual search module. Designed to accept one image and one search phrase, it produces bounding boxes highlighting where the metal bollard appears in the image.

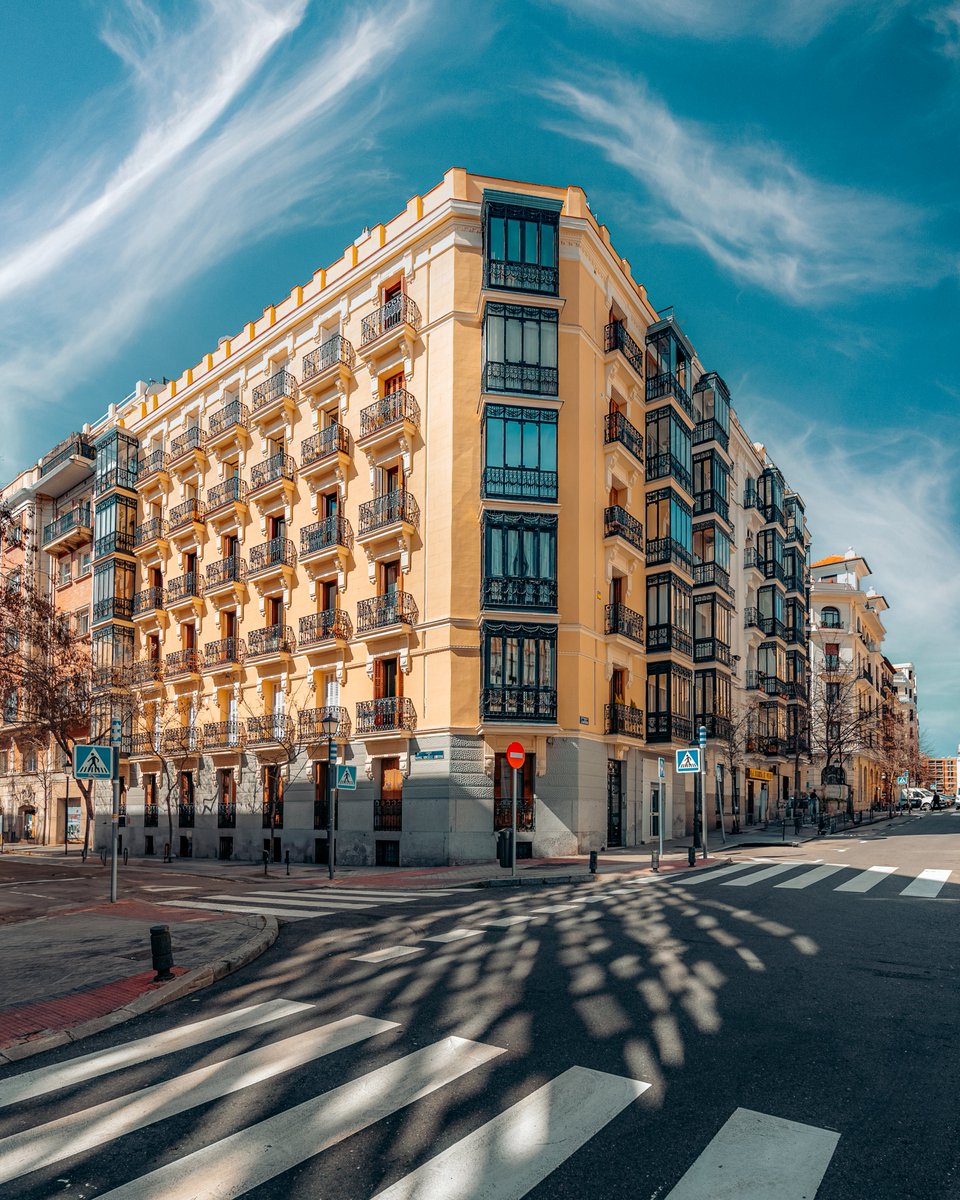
[262,849,269,877]
[589,850,598,874]
[285,848,290,876]
[688,846,696,868]
[651,849,660,873]
[150,924,175,982]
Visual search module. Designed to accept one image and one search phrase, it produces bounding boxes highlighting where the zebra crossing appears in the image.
[0,998,841,1198]
[158,885,459,921]
[662,860,957,899]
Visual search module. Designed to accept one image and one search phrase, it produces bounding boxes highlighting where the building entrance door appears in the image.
[607,760,623,847]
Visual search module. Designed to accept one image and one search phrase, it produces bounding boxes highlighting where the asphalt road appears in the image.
[1,812,959,1198]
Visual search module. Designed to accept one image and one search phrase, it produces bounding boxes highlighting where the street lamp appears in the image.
[320,710,338,880]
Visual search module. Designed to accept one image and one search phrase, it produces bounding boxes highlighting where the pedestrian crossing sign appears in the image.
[336,765,357,791]
[74,744,115,780]
[675,748,701,773]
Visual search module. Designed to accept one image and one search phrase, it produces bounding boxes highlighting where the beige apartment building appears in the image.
[4,167,810,866]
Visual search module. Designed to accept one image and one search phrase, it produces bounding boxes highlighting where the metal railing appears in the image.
[209,400,250,438]
[481,686,557,723]
[246,714,294,745]
[646,624,693,656]
[204,720,244,750]
[165,649,201,677]
[134,516,168,547]
[93,596,133,622]
[203,637,245,668]
[249,537,296,576]
[299,608,353,645]
[302,333,356,381]
[164,727,201,754]
[217,802,237,828]
[760,558,787,583]
[694,638,732,666]
[133,586,164,615]
[696,714,732,740]
[299,705,351,742]
[358,489,420,535]
[693,418,729,450]
[41,434,95,475]
[646,536,692,571]
[481,466,558,502]
[250,452,296,492]
[43,504,91,546]
[603,320,643,376]
[170,427,204,461]
[206,555,247,589]
[248,624,296,657]
[207,476,246,511]
[252,369,299,411]
[177,803,196,827]
[645,371,693,418]
[494,798,535,832]
[693,561,733,595]
[301,423,350,467]
[130,659,163,686]
[603,505,644,553]
[300,514,354,556]
[374,800,403,832]
[357,591,418,633]
[693,489,729,522]
[604,602,644,644]
[359,390,420,440]
[94,529,135,557]
[603,410,644,462]
[645,451,693,495]
[485,259,558,295]
[138,448,168,478]
[481,576,557,610]
[604,703,644,738]
[144,804,159,827]
[645,712,693,743]
[360,294,422,345]
[169,498,204,529]
[166,573,203,604]
[482,360,558,396]
[356,696,418,733]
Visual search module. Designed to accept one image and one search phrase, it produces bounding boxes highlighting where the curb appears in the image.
[0,914,279,1067]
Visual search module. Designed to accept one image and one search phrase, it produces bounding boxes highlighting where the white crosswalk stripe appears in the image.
[775,865,845,890]
[898,868,951,897]
[661,860,954,900]
[721,864,798,887]
[833,865,897,893]
[158,885,458,921]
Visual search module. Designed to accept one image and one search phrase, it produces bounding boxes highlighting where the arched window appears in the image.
[821,606,841,629]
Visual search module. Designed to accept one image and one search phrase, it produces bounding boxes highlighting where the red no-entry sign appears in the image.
[506,741,525,770]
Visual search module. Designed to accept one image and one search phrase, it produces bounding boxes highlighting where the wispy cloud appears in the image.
[925,2,960,55]
[543,74,932,303]
[0,0,429,471]
[748,401,960,753]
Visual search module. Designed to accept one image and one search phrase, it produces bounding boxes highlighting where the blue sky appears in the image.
[0,0,957,751]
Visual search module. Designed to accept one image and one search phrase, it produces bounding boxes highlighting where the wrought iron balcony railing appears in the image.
[694,637,732,666]
[481,576,558,611]
[252,369,299,411]
[249,537,296,576]
[481,686,557,723]
[93,529,135,557]
[203,720,244,750]
[247,624,295,657]
[358,489,420,535]
[645,451,693,494]
[693,561,733,595]
[299,705,351,743]
[646,536,693,571]
[208,400,250,439]
[130,659,163,686]
[301,423,350,467]
[300,514,354,556]
[144,803,159,827]
[43,504,91,546]
[357,591,418,634]
[169,498,205,529]
[206,555,247,589]
[134,516,168,547]
[299,608,353,646]
[485,255,558,295]
[374,800,403,832]
[207,476,247,511]
[355,696,418,734]
[250,452,296,492]
[762,502,785,528]
[302,333,356,381]
[97,465,138,496]
[605,703,644,738]
[203,637,245,668]
[760,558,786,583]
[40,434,95,475]
[359,390,420,440]
[482,360,558,397]
[693,489,729,522]
[645,370,694,419]
[170,427,205,461]
[166,572,203,604]
[603,410,644,462]
[759,615,787,640]
[646,623,693,657]
[603,506,644,554]
[165,727,201,755]
[693,418,729,450]
[481,466,558,502]
[360,294,422,345]
[246,714,295,745]
[218,801,237,827]
[695,714,733,741]
[133,586,164,615]
[177,803,195,827]
[603,320,644,376]
[93,596,133,622]
[165,649,201,677]
[645,712,693,743]
[604,602,644,644]
[138,448,168,479]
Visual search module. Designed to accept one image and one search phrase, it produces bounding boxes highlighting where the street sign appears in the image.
[896,774,908,786]
[110,717,122,748]
[506,742,525,770]
[675,748,701,774]
[698,725,707,751]
[336,765,357,791]
[74,744,114,780]
[657,756,664,780]
[329,743,338,766]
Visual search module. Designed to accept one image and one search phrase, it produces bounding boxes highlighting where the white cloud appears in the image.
[0,0,428,470]
[925,2,960,55]
[543,75,931,303]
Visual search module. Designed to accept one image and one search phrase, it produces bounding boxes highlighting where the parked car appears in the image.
[919,791,945,811]
[900,788,929,809]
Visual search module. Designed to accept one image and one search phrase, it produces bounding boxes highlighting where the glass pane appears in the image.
[522,530,535,576]
[522,421,539,468]
[522,319,539,365]
[488,527,503,576]
[506,528,521,575]
[507,219,521,261]
[540,224,555,268]
[539,421,556,471]
[504,420,522,467]
[524,220,539,264]
[522,639,537,685]
[486,314,504,361]
[505,638,520,685]
[541,320,557,368]
[488,637,503,686]
[489,216,505,261]
[505,317,522,362]
[486,416,504,467]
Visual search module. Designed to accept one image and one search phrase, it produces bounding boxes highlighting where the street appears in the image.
[0,813,958,1198]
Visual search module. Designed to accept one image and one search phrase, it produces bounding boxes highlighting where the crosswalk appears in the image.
[0,999,841,1198]
[158,885,459,921]
[664,860,956,900]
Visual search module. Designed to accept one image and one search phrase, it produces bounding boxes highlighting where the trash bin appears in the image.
[497,829,512,868]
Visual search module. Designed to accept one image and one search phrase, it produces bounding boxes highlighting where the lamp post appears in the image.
[320,711,338,880]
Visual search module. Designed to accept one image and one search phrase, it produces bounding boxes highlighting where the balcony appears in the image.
[300,515,354,567]
[246,714,294,747]
[693,561,734,597]
[177,803,196,827]
[357,591,418,636]
[133,517,169,559]
[693,418,730,452]
[205,555,248,604]
[603,410,644,465]
[762,502,785,529]
[251,369,299,428]
[645,371,694,420]
[360,294,422,355]
[165,572,204,617]
[355,696,418,735]
[302,334,356,392]
[217,801,237,827]
[745,671,789,698]
[758,614,787,640]
[693,489,729,522]
[760,558,786,584]
[249,452,297,507]
[603,506,644,554]
[300,424,351,484]
[43,504,92,554]
[646,713,693,743]
[168,498,205,548]
[92,596,133,623]
[247,624,296,661]
[357,390,420,451]
[207,401,251,452]
[784,572,806,595]
[129,659,164,689]
[742,547,762,573]
[39,433,96,496]
[299,705,351,743]
[482,360,558,397]
[482,467,557,503]
[481,576,557,612]
[248,537,296,588]
[95,464,138,496]
[374,800,403,832]
[132,586,165,622]
[646,624,693,657]
[357,489,419,549]
[165,649,201,680]
[696,714,732,741]
[604,320,644,378]
[168,427,207,475]
[694,638,732,666]
[203,636,246,673]
[164,727,202,756]
[131,733,157,759]
[481,686,557,724]
[604,602,644,645]
[485,256,559,296]
[605,702,644,739]
[646,452,692,495]
[299,608,353,648]
[203,721,244,752]
[646,536,692,572]
[785,625,807,646]
[206,476,248,527]
[137,449,170,493]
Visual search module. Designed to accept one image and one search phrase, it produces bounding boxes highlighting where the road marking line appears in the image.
[479,915,533,927]
[351,945,424,963]
[669,863,761,887]
[97,1037,505,1200]
[0,999,314,1109]
[142,885,203,891]
[159,900,320,920]
[834,866,897,893]
[372,1065,649,1199]
[899,868,951,898]
[529,904,582,913]
[774,865,845,890]
[0,1015,396,1186]
[314,889,456,899]
[423,929,483,943]
[665,1106,840,1199]
[207,892,379,909]
[720,864,798,887]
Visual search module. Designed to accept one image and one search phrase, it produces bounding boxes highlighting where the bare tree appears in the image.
[131,689,203,855]
[808,648,877,809]
[718,690,762,831]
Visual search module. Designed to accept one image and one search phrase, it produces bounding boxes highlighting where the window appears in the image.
[217,768,236,827]
[0,750,7,773]
[493,753,536,830]
[483,405,558,500]
[695,670,731,719]
[483,192,560,294]
[645,488,693,568]
[93,494,137,557]
[77,550,91,578]
[483,304,558,395]
[3,691,18,724]
[57,557,72,587]
[646,406,693,491]
[692,373,731,435]
[693,523,731,572]
[646,572,692,645]
[646,662,693,741]
[482,512,557,610]
[824,642,840,671]
[826,682,840,705]
[314,761,336,830]
[263,764,283,829]
[694,595,732,646]
[758,586,784,626]
[23,748,37,774]
[144,775,158,826]
[482,623,557,721]
[375,758,403,831]
[178,772,195,826]
[74,608,90,637]
[693,451,729,512]
[92,560,135,622]
[821,607,841,629]
[759,642,786,682]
